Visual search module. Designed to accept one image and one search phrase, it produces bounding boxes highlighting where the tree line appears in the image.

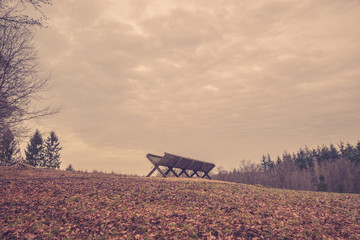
[0,129,62,169]
[213,141,360,193]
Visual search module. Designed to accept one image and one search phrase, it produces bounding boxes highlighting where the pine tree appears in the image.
[355,141,360,164]
[66,164,74,171]
[43,131,62,169]
[317,175,328,192]
[329,144,340,160]
[25,130,44,167]
[261,154,274,171]
[0,127,20,166]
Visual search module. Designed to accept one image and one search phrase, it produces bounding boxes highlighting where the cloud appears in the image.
[34,0,360,173]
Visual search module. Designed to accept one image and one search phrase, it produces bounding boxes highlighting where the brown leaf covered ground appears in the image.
[0,168,359,239]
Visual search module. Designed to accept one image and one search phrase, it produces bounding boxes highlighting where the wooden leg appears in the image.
[190,171,200,177]
[179,169,190,177]
[170,168,179,177]
[164,168,172,176]
[201,172,212,180]
[165,167,179,177]
[146,166,157,177]
[147,164,166,177]
[157,167,167,177]
[146,166,158,177]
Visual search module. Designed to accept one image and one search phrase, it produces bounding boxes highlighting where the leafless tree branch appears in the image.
[0,0,56,137]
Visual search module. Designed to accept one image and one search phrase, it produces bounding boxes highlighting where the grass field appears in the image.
[1,167,359,239]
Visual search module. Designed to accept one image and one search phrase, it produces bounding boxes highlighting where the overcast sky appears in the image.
[33,0,360,175]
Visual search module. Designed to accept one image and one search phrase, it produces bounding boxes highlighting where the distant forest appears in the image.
[212,141,360,194]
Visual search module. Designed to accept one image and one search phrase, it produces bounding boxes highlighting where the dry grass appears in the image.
[1,168,359,239]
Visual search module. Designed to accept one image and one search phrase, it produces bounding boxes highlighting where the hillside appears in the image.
[1,168,359,239]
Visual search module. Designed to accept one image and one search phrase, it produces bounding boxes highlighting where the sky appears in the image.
[32,0,360,175]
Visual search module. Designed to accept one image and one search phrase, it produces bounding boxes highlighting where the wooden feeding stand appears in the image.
[146,152,216,180]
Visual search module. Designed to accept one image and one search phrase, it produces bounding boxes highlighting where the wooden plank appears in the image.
[198,163,215,172]
[173,158,192,169]
[186,161,204,171]
[147,154,163,164]
[159,153,179,167]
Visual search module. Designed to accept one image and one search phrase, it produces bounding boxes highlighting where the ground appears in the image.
[0,167,359,239]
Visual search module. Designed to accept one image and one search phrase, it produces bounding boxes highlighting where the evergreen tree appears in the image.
[312,148,320,163]
[329,144,340,160]
[66,164,74,171]
[25,130,44,167]
[261,154,267,171]
[304,146,315,168]
[295,148,307,169]
[0,127,19,166]
[317,175,328,192]
[43,131,62,169]
[318,145,331,164]
[261,154,274,171]
[355,141,360,164]
[342,143,357,163]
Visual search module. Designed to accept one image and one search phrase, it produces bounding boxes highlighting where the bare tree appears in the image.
[0,0,56,137]
[0,0,51,27]
[318,158,360,193]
